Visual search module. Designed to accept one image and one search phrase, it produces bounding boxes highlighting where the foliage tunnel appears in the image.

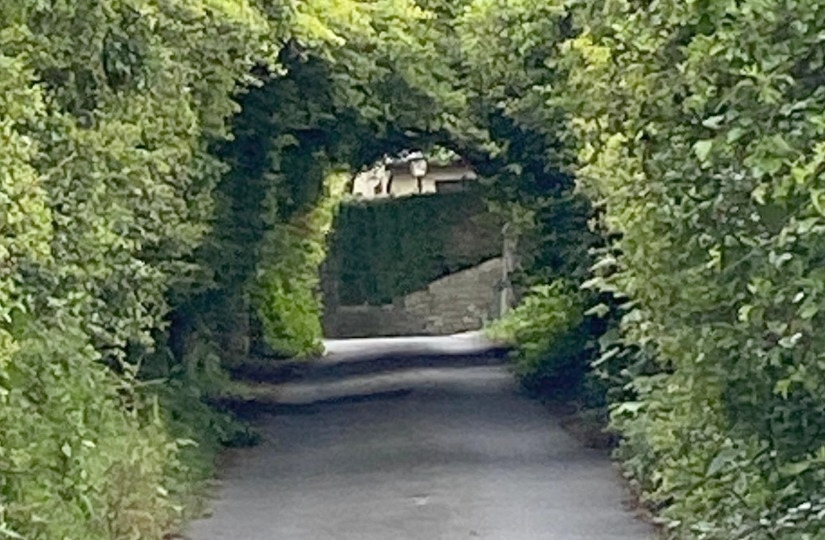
[3,0,825,539]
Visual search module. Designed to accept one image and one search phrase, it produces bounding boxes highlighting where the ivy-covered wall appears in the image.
[326,189,502,306]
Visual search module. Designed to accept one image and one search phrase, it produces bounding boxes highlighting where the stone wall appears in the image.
[324,258,503,338]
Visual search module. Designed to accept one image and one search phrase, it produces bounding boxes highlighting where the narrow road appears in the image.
[189,335,655,540]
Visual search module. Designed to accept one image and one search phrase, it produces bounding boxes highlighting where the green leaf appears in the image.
[779,460,812,477]
[585,303,610,317]
[771,134,794,156]
[702,115,725,129]
[0,524,27,540]
[726,127,745,143]
[694,139,714,162]
[779,333,803,349]
[799,302,820,320]
[707,447,738,476]
[613,401,644,415]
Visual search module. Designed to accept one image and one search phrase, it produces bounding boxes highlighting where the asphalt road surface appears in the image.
[189,335,655,540]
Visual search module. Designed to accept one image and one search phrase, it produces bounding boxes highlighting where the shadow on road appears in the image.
[191,334,657,540]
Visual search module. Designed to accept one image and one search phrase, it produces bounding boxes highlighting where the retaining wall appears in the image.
[324,258,502,338]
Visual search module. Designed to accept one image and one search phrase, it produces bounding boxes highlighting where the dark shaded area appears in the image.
[226,347,510,385]
[209,389,415,420]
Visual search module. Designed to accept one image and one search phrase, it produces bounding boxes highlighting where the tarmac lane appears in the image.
[188,336,655,540]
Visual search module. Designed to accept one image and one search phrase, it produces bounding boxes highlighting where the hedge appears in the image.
[562,1,825,537]
[456,1,825,536]
[327,189,502,305]
[0,1,477,537]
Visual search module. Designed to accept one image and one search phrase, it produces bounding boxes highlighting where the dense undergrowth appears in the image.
[486,281,592,399]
